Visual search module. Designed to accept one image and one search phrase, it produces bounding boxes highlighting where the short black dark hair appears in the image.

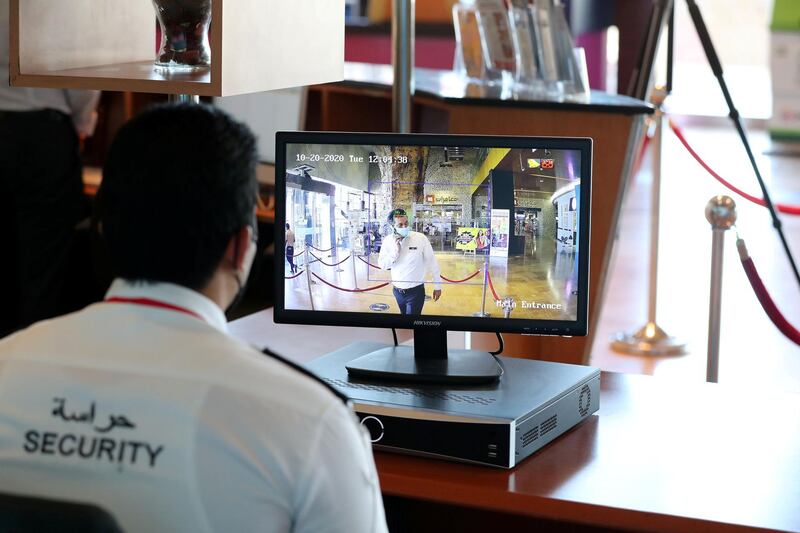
[388,208,407,222]
[97,103,258,290]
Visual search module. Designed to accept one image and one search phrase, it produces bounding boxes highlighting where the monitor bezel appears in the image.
[274,131,592,337]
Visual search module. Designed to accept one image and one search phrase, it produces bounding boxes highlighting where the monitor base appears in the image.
[346,346,503,385]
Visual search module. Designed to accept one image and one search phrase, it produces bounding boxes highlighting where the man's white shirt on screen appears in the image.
[378,231,442,290]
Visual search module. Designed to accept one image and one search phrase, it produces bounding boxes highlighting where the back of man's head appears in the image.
[97,103,258,291]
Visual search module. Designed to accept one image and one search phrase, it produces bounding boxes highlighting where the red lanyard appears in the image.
[105,297,206,323]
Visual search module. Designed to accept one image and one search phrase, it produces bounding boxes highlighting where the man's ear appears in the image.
[225,226,253,271]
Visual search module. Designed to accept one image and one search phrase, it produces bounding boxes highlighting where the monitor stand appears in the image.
[345,329,503,385]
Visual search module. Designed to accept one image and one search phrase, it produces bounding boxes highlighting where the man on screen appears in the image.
[285,223,297,274]
[379,208,442,315]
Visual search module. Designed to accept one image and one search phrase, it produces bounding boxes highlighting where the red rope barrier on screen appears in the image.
[486,270,501,302]
[356,255,480,283]
[441,270,481,284]
[737,239,800,346]
[311,273,390,293]
[309,252,350,267]
[669,119,800,216]
[296,256,320,267]
[357,255,383,269]
[309,245,334,253]
[288,248,320,266]
[284,270,305,280]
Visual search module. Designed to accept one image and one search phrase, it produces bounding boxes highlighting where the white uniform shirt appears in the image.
[378,231,442,290]
[0,0,100,136]
[0,279,387,533]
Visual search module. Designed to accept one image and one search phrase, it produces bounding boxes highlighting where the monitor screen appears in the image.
[274,132,591,336]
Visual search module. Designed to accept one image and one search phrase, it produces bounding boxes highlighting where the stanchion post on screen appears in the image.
[305,247,316,311]
[351,250,359,290]
[705,195,736,383]
[474,262,490,317]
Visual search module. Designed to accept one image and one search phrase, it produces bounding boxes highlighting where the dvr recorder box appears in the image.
[307,341,600,468]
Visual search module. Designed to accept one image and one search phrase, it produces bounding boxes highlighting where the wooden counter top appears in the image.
[373,371,800,532]
[335,62,654,115]
[231,308,800,533]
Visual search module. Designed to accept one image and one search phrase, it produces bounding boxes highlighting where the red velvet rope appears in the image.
[486,270,501,302]
[284,270,305,280]
[669,119,800,215]
[740,255,800,346]
[309,245,334,253]
[309,252,350,267]
[633,128,652,177]
[311,273,390,293]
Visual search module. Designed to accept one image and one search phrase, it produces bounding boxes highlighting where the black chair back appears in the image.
[0,492,122,533]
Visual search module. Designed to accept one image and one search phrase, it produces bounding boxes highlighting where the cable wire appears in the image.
[489,332,504,355]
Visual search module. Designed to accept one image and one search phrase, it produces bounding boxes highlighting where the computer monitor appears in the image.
[274,132,592,384]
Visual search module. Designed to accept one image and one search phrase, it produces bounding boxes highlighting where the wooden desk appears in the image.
[230,309,800,533]
[81,164,276,223]
[306,63,653,365]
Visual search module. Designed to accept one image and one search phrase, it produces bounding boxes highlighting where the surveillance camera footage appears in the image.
[281,143,583,321]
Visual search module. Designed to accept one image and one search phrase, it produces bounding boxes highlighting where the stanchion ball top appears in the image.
[705,195,737,229]
[651,85,668,106]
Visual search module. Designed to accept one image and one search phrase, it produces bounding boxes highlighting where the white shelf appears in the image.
[10,0,345,97]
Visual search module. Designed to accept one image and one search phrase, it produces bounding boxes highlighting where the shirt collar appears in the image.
[105,278,229,333]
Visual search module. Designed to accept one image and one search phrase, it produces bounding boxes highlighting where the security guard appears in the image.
[378,208,442,314]
[0,105,388,533]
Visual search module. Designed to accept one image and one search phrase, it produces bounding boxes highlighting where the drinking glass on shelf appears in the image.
[152,0,212,72]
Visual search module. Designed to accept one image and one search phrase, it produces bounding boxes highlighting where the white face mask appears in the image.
[395,227,410,238]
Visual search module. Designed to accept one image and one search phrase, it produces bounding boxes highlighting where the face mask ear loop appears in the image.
[226,233,246,314]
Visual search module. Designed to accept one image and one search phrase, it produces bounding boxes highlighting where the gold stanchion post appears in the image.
[611,87,686,356]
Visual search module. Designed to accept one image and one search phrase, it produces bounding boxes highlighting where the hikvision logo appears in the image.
[413,320,441,327]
